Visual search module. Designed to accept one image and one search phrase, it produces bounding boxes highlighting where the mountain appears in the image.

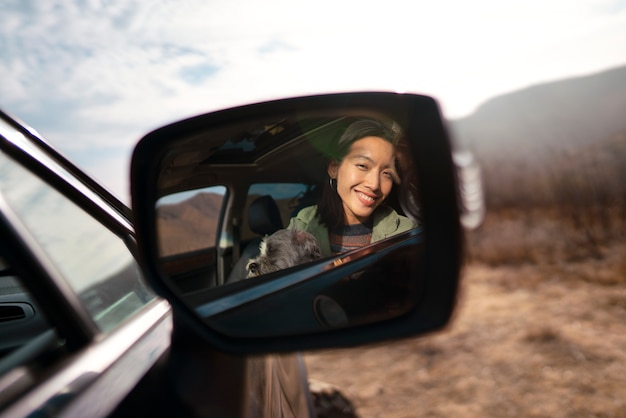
[448,65,626,209]
[450,64,626,161]
[157,192,224,256]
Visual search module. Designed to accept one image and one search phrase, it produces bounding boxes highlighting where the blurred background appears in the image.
[2,1,626,416]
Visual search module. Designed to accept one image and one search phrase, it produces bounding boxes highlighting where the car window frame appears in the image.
[0,116,155,332]
[1,118,154,329]
[0,202,171,416]
[0,113,170,416]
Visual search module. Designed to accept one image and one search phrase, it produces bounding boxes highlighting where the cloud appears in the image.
[1,0,626,201]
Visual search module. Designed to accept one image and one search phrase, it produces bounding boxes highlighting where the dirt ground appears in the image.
[304,248,626,417]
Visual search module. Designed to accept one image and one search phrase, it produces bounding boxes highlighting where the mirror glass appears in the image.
[150,109,424,337]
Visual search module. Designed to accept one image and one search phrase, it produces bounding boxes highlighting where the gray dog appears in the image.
[246,229,322,278]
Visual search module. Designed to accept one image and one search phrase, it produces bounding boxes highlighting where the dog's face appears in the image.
[246,229,322,278]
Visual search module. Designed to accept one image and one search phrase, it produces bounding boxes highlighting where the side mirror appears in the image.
[131,92,465,353]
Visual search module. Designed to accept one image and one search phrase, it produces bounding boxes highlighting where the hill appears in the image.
[450,64,626,161]
[157,192,224,256]
[448,65,626,209]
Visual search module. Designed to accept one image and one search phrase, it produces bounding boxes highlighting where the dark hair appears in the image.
[317,119,398,230]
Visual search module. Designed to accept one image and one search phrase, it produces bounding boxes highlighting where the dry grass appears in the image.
[304,211,626,417]
[466,207,626,267]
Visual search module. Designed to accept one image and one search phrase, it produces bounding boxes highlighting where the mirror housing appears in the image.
[131,92,464,354]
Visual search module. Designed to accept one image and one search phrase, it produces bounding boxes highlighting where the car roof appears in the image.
[155,115,355,197]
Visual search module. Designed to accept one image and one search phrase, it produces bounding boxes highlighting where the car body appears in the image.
[0,110,313,417]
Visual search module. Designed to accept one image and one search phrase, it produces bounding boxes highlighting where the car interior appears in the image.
[227,193,298,284]
[154,114,414,297]
[157,183,321,292]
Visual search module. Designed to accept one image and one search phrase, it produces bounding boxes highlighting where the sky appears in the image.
[1,0,626,203]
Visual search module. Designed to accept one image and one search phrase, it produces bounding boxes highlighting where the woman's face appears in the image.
[328,136,398,225]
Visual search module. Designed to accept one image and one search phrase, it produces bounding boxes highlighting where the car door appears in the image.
[0,113,315,418]
[0,115,171,417]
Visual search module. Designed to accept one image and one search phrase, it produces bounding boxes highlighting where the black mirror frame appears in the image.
[131,92,463,354]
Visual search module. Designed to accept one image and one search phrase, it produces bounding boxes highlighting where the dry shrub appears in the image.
[466,206,626,268]
[523,326,560,344]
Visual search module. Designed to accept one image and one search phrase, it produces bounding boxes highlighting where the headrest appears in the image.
[248,195,283,236]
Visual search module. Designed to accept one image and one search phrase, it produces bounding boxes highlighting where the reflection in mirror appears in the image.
[151,109,424,335]
[157,186,226,256]
[0,151,154,333]
[156,186,226,291]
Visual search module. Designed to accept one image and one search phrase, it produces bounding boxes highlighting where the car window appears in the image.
[0,151,154,333]
[156,186,227,256]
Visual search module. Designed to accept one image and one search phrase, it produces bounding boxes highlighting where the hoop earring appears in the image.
[329,177,336,190]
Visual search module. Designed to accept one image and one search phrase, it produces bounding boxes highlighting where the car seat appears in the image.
[226,195,284,283]
[247,195,284,236]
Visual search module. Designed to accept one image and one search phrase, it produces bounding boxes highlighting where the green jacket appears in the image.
[287,205,418,257]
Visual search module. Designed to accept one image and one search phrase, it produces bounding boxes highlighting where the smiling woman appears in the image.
[288,118,418,257]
